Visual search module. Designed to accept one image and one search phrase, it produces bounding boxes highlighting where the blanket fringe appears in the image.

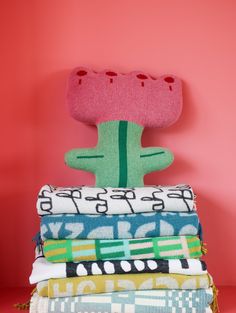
[14,301,30,310]
[14,287,36,310]
[201,241,208,255]
[211,284,219,313]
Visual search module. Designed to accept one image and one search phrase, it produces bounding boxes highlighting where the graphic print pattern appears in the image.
[40,212,200,240]
[31,288,214,313]
[43,236,202,263]
[37,272,211,297]
[37,184,195,215]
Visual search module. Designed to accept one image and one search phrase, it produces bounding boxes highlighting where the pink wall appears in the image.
[1,0,236,287]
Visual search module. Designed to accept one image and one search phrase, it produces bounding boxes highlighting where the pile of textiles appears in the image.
[29,184,218,313]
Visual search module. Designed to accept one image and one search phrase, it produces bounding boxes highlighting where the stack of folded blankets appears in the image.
[29,67,218,313]
[30,185,217,313]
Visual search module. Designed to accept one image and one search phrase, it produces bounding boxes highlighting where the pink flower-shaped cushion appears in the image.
[67,67,183,128]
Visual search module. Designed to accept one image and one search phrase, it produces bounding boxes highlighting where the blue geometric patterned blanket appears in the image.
[40,212,201,240]
[30,289,213,313]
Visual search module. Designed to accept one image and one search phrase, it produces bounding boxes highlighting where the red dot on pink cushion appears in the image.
[137,74,148,80]
[77,70,87,76]
[106,71,117,76]
[164,77,175,83]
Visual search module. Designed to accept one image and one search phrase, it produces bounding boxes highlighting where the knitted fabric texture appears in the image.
[67,68,182,128]
[65,121,174,187]
[40,212,200,240]
[30,254,207,284]
[30,289,214,313]
[43,236,202,263]
[66,68,183,187]
[37,273,212,297]
[37,184,195,215]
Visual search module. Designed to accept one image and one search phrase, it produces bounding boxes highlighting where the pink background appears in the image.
[1,0,236,287]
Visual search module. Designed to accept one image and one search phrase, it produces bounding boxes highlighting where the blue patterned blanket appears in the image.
[40,212,201,240]
[30,289,214,313]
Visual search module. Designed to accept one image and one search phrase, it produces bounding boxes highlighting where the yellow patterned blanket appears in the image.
[37,273,212,298]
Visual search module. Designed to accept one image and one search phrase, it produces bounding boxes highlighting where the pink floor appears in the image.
[0,286,235,313]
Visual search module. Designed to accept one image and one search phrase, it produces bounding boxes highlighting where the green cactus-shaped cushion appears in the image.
[65,120,173,187]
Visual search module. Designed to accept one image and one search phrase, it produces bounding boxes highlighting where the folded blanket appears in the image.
[30,289,215,313]
[40,212,200,240]
[37,273,212,297]
[43,236,202,263]
[30,253,207,284]
[37,184,195,215]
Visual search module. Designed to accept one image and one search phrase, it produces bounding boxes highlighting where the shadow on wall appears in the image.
[197,191,235,286]
[33,69,96,188]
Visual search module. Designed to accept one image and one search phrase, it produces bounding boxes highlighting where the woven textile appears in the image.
[30,253,207,284]
[40,212,200,240]
[43,236,202,263]
[30,289,214,313]
[37,273,212,297]
[37,184,195,215]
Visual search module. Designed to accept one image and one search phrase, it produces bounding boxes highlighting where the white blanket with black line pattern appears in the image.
[37,184,195,215]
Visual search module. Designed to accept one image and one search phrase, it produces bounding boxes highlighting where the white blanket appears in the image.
[37,184,195,215]
[29,254,206,284]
